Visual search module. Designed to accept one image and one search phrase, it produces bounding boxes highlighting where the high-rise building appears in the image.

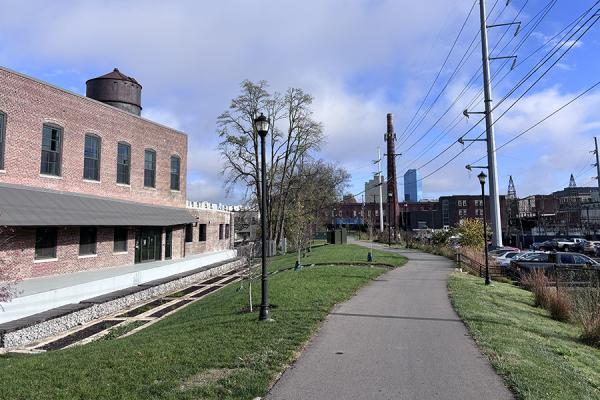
[404,169,422,202]
[365,177,387,204]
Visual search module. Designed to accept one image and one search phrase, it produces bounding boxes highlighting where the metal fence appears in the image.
[456,252,507,279]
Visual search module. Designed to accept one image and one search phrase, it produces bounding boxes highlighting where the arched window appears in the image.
[170,155,180,191]
[144,149,156,188]
[40,123,63,176]
[117,142,131,184]
[83,134,101,181]
[0,111,5,170]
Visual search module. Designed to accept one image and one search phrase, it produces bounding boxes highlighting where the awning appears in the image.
[0,183,196,226]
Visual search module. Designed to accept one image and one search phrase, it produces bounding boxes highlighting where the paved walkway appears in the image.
[267,241,513,400]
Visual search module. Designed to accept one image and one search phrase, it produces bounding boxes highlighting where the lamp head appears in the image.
[478,171,487,185]
[254,113,269,137]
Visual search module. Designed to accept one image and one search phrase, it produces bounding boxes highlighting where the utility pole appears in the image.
[478,0,503,248]
[377,147,384,232]
[594,137,600,189]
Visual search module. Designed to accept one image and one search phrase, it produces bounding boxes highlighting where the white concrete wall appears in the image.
[0,249,236,324]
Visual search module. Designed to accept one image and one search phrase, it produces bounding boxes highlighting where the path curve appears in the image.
[267,241,513,400]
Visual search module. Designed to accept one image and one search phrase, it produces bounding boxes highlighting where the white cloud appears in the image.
[1,0,596,202]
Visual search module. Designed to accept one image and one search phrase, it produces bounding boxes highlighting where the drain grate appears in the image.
[148,300,192,318]
[117,299,172,318]
[38,320,122,351]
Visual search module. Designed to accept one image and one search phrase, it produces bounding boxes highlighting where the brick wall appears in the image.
[185,209,234,255]
[0,67,187,208]
[2,225,190,279]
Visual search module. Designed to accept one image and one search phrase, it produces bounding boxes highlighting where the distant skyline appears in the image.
[1,0,598,203]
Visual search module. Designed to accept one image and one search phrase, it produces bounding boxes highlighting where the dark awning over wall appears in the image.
[0,183,196,226]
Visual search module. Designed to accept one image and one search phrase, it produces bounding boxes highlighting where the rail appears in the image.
[456,252,506,279]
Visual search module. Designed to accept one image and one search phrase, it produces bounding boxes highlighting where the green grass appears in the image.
[449,272,600,400]
[0,244,405,400]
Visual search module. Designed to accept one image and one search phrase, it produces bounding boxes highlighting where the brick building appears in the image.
[0,66,233,279]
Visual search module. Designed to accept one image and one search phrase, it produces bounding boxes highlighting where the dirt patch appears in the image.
[179,368,236,391]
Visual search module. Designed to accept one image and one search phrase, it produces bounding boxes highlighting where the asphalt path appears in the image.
[266,240,513,400]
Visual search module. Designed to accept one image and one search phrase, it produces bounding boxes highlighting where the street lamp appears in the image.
[478,171,491,285]
[387,192,392,247]
[404,203,409,246]
[255,113,272,320]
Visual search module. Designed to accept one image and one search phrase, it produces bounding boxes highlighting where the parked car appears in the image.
[554,238,586,251]
[489,247,520,257]
[494,251,521,267]
[508,251,599,280]
[583,240,600,256]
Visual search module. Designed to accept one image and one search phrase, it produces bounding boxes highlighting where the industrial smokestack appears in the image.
[387,113,394,137]
[385,113,399,232]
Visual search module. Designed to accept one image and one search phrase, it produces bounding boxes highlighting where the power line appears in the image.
[398,0,505,145]
[401,0,528,156]
[469,79,600,164]
[397,0,479,143]
[402,0,557,170]
[416,9,600,183]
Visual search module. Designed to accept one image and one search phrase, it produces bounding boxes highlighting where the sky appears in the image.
[1,0,599,204]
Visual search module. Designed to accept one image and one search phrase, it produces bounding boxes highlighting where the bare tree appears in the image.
[217,80,323,247]
[283,160,350,255]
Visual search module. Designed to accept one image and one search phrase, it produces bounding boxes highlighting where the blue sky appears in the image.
[1,0,599,203]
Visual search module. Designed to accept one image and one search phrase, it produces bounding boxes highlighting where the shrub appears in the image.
[570,287,600,347]
[455,218,487,248]
[521,270,552,308]
[546,289,572,322]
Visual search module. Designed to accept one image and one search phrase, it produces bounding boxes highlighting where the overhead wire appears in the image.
[415,7,600,183]
[412,2,599,181]
[397,0,479,143]
[403,0,557,169]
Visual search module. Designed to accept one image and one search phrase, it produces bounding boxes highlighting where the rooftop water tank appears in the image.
[86,68,142,116]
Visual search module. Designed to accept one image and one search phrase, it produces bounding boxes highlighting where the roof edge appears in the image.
[0,65,186,137]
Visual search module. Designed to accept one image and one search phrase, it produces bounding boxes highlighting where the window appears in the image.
[219,224,224,240]
[225,224,230,239]
[199,224,207,241]
[117,142,130,184]
[40,124,62,176]
[83,134,101,180]
[0,112,5,170]
[79,227,97,256]
[559,254,575,264]
[144,149,156,188]
[170,155,180,191]
[185,224,193,242]
[113,227,128,252]
[35,227,58,260]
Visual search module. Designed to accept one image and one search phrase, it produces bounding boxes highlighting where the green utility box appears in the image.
[327,228,347,245]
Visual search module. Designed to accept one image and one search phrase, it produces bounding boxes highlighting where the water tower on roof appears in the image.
[86,68,142,116]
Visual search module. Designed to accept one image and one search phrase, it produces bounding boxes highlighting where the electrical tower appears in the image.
[506,176,522,247]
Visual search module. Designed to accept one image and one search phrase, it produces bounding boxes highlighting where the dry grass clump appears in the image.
[570,286,600,347]
[521,269,553,308]
[546,289,572,322]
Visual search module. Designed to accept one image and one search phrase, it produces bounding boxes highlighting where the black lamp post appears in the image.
[255,113,272,320]
[404,203,409,245]
[478,171,491,285]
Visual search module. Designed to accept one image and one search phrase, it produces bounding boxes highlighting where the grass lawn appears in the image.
[449,272,600,400]
[0,244,405,400]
